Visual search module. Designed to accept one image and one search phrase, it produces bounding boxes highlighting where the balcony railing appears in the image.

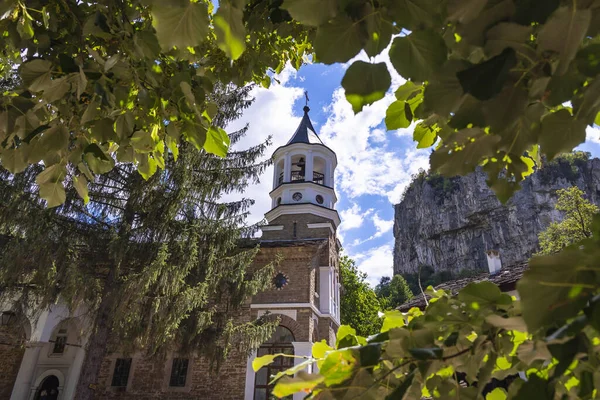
[277,171,326,186]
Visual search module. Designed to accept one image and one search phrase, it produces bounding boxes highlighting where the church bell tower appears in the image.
[262,105,340,239]
[245,104,341,400]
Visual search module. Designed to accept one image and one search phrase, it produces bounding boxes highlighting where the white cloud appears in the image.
[339,203,374,232]
[352,243,394,286]
[586,125,600,144]
[373,213,394,237]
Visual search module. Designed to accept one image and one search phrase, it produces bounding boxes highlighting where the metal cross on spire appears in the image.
[304,90,309,107]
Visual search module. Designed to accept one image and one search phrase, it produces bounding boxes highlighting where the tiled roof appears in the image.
[397,262,529,311]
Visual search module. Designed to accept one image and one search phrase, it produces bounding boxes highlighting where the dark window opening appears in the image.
[52,329,67,354]
[169,358,189,387]
[254,326,294,400]
[111,358,132,387]
[293,221,297,238]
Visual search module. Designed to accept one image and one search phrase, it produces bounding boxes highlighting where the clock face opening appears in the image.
[273,272,289,290]
[316,195,324,204]
[292,192,302,201]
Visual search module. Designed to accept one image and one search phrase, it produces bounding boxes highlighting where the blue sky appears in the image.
[226,51,600,286]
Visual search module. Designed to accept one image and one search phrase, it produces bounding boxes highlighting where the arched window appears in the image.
[254,326,294,400]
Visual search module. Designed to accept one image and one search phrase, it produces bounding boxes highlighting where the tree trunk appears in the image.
[73,274,116,400]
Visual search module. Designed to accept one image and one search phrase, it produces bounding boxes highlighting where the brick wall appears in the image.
[0,323,26,399]
[95,350,248,400]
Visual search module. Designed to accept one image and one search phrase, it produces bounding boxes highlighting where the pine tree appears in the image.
[0,84,276,400]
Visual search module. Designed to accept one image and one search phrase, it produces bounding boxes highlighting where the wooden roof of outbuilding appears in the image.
[397,262,529,311]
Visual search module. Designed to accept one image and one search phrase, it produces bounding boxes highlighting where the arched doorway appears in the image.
[34,375,59,400]
[253,326,294,400]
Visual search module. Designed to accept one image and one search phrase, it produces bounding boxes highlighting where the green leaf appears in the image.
[413,122,437,148]
[73,175,89,204]
[576,44,600,77]
[485,315,528,332]
[539,109,586,160]
[430,128,500,176]
[312,340,332,359]
[35,163,67,185]
[388,0,442,30]
[130,130,156,153]
[457,48,517,101]
[341,61,391,113]
[457,281,504,306]
[484,22,535,59]
[423,61,467,116]
[380,310,405,333]
[538,6,591,75]
[336,325,357,348]
[364,12,394,58]
[0,148,27,174]
[214,1,246,60]
[395,81,422,102]
[385,100,412,130]
[19,59,53,92]
[204,126,230,157]
[517,248,595,332]
[137,153,158,179]
[314,16,366,65]
[90,118,117,143]
[281,0,337,26]
[513,375,554,400]
[272,372,324,398]
[447,0,487,23]
[320,349,358,386]
[486,388,507,400]
[39,125,69,154]
[252,354,278,372]
[385,370,414,400]
[389,30,447,83]
[39,181,66,208]
[152,2,209,51]
[83,144,114,174]
[596,111,600,126]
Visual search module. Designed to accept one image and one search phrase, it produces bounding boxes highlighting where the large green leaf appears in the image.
[517,247,597,333]
[576,44,600,77]
[389,0,442,30]
[423,61,467,116]
[0,148,27,174]
[204,126,230,157]
[214,1,246,60]
[457,48,517,101]
[19,59,53,92]
[447,0,487,23]
[272,372,324,397]
[413,122,437,148]
[152,2,209,50]
[39,181,66,208]
[73,175,89,204]
[130,130,156,153]
[484,22,534,59]
[314,16,366,64]
[341,61,391,113]
[364,12,394,58]
[83,144,115,174]
[538,6,591,75]
[389,30,446,83]
[281,0,337,26]
[395,81,422,102]
[385,100,412,130]
[539,109,586,160]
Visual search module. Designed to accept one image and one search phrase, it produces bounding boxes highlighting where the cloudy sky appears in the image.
[226,54,600,287]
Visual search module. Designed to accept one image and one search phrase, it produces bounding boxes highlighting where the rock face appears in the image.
[393,155,600,275]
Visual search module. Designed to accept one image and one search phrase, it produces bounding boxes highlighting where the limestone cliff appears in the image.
[393,154,600,275]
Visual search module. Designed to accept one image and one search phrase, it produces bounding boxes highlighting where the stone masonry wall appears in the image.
[0,323,26,399]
